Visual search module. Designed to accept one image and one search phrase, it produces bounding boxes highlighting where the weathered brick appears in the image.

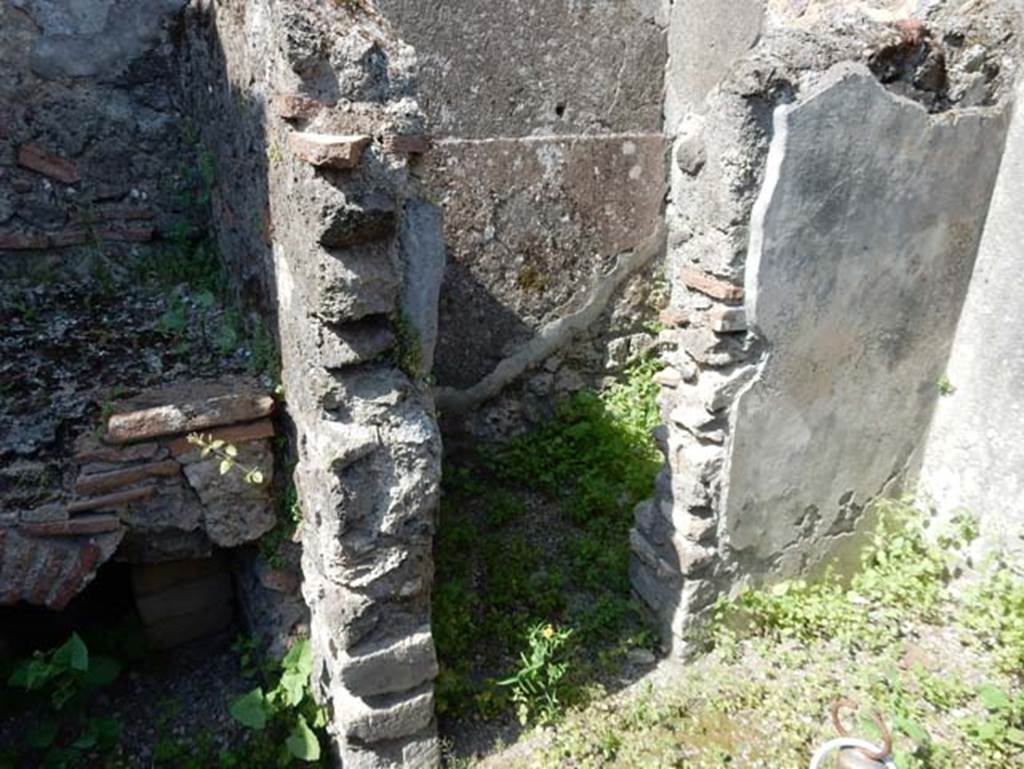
[271,93,323,120]
[288,132,370,170]
[74,437,163,464]
[135,571,232,622]
[66,486,154,514]
[20,515,123,537]
[659,307,689,328]
[17,144,80,184]
[48,544,101,610]
[48,228,90,247]
[75,459,181,496]
[258,567,301,594]
[131,555,227,596]
[19,504,68,524]
[681,267,744,302]
[108,390,275,444]
[98,226,154,243]
[0,232,49,250]
[383,134,432,155]
[29,550,64,605]
[167,418,275,456]
[71,206,154,224]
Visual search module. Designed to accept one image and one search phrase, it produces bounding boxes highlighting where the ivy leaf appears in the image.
[52,633,89,672]
[286,714,321,762]
[978,683,1011,711]
[194,290,216,309]
[219,459,232,476]
[282,639,313,678]
[9,658,52,690]
[228,688,267,730]
[247,470,264,485]
[84,655,122,688]
[278,669,306,708]
[225,444,238,458]
[27,719,58,749]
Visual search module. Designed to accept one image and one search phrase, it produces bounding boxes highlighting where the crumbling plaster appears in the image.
[730,63,1009,575]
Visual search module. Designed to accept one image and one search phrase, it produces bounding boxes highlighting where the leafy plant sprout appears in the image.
[187,432,266,485]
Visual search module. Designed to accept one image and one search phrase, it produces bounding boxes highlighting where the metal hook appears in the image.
[830,697,893,761]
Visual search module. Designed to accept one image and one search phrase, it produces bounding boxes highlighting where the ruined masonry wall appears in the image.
[633,0,1021,655]
[0,0,189,271]
[377,0,670,442]
[180,1,443,766]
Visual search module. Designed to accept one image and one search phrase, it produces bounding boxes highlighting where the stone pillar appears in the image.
[180,1,444,765]
[635,1,1020,656]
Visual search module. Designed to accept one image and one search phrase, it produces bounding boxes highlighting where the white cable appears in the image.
[809,737,898,769]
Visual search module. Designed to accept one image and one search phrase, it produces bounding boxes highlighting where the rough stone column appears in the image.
[634,0,1020,655]
[180,1,444,765]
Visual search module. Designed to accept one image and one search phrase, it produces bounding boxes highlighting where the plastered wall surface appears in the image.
[729,64,1009,575]
[376,0,670,440]
[5,1,1024,765]
[918,77,1024,559]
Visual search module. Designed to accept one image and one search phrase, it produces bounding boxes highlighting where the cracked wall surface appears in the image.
[6,0,1024,765]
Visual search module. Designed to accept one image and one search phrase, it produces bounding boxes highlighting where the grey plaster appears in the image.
[664,0,765,129]
[22,0,186,80]
[726,64,1009,573]
[919,77,1024,559]
[425,134,667,390]
[399,201,446,377]
[374,0,667,137]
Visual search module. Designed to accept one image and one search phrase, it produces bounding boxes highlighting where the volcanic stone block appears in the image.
[320,194,396,248]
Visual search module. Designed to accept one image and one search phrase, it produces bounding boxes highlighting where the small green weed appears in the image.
[499,623,574,726]
[3,634,123,767]
[493,503,1024,769]
[225,638,328,766]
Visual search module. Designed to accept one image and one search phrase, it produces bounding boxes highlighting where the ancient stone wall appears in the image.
[633,0,1022,655]
[377,0,670,441]
[0,0,188,270]
[179,1,443,764]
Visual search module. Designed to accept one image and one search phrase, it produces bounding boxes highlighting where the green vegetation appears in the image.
[393,313,424,379]
[499,623,574,726]
[433,358,662,723]
[3,633,123,769]
[132,128,280,381]
[486,503,1024,769]
[223,639,327,766]
[187,432,268,486]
